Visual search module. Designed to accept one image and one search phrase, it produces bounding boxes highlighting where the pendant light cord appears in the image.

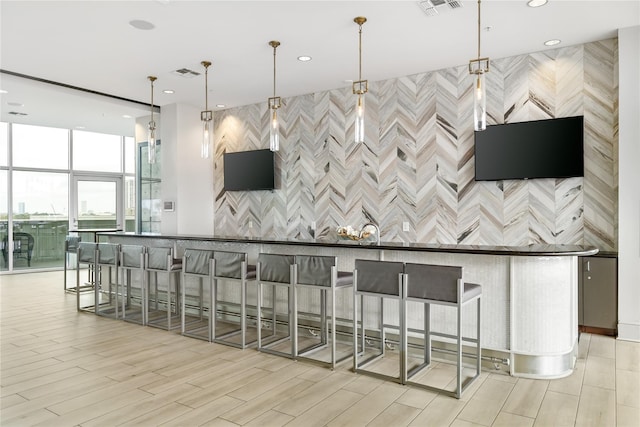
[205,66,208,111]
[150,78,154,123]
[358,23,363,82]
[477,0,482,61]
[273,44,277,99]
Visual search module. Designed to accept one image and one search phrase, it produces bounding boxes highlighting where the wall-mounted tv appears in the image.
[474,116,584,181]
[223,149,276,191]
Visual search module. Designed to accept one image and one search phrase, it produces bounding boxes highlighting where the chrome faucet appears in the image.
[361,222,380,245]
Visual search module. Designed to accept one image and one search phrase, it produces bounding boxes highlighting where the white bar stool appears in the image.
[403,263,482,398]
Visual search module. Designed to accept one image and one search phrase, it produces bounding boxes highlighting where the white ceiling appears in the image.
[1,0,638,137]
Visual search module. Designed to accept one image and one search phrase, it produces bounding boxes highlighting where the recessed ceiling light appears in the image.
[122,114,133,119]
[129,19,155,30]
[544,39,561,46]
[527,0,548,7]
[0,89,8,94]
[216,104,226,108]
[75,126,86,129]
[297,56,312,62]
[163,89,174,94]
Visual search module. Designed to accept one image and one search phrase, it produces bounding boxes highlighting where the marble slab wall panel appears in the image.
[213,40,618,251]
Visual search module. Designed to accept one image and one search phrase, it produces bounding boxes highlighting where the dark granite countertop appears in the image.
[100,232,599,257]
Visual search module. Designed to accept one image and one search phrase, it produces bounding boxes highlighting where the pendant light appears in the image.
[201,60,213,159]
[268,40,281,152]
[468,0,490,131]
[353,16,367,143]
[147,76,157,164]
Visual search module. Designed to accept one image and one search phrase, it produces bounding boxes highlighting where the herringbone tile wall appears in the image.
[213,39,618,252]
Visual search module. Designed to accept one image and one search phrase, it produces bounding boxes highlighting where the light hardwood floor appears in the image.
[1,271,639,427]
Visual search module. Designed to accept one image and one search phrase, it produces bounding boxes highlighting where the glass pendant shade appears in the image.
[147,75,157,164]
[270,109,280,152]
[200,61,213,159]
[355,94,365,143]
[268,41,281,152]
[474,73,487,131]
[147,121,156,164]
[201,110,212,159]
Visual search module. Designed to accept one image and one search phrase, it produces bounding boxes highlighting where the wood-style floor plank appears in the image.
[0,271,638,427]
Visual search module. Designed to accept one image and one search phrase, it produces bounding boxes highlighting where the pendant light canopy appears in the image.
[147,76,157,164]
[353,16,367,143]
[268,40,281,152]
[468,0,490,131]
[201,60,213,159]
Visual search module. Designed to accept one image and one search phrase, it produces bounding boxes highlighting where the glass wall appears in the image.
[0,122,139,272]
[139,142,161,233]
[11,171,68,270]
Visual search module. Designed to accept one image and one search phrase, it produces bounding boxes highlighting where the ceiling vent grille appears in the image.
[8,111,28,116]
[171,68,201,78]
[418,0,464,16]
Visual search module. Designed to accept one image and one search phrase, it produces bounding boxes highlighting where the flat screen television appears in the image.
[223,149,276,191]
[474,116,584,181]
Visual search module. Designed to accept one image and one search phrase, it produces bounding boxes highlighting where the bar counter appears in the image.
[101,232,598,379]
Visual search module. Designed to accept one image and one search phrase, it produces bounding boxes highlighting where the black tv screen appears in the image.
[223,149,275,191]
[474,116,584,181]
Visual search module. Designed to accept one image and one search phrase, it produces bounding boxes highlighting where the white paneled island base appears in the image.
[102,233,596,379]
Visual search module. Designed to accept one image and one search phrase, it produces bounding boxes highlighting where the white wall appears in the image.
[160,103,214,236]
[617,26,640,342]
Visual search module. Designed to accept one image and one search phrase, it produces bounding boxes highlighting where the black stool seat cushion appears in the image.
[336,271,354,287]
[462,282,482,302]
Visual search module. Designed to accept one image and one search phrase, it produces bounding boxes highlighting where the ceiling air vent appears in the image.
[8,111,28,116]
[418,0,464,16]
[171,68,200,78]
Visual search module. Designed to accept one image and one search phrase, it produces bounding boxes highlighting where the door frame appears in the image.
[71,173,124,232]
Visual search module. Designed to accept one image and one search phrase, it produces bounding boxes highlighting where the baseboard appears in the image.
[617,322,640,342]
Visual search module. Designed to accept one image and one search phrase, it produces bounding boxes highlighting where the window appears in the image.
[12,171,68,269]
[12,124,69,169]
[0,122,7,167]
[138,142,161,233]
[72,130,122,172]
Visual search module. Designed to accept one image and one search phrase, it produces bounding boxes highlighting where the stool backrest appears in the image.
[77,242,97,263]
[65,236,81,253]
[97,243,119,265]
[296,255,335,286]
[147,247,173,271]
[257,253,295,283]
[184,249,213,275]
[354,259,404,296]
[405,263,462,303]
[121,245,145,268]
[213,251,247,279]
